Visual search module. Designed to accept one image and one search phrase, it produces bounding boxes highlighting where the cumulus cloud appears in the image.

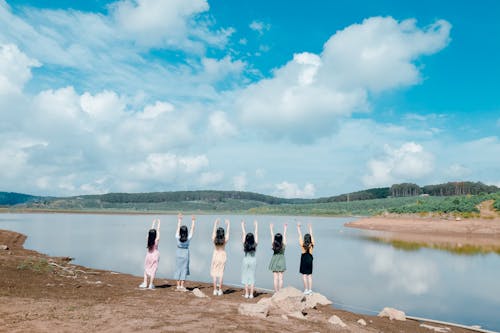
[0,43,40,94]
[235,17,451,141]
[363,142,434,187]
[199,171,224,186]
[209,111,237,138]
[129,153,209,181]
[274,182,316,198]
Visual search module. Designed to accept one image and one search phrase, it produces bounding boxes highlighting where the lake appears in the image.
[1,213,499,331]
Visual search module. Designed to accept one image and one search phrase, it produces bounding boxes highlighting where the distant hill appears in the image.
[1,181,498,215]
[0,192,41,206]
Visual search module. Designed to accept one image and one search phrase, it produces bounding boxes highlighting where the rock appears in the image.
[238,302,269,318]
[192,288,207,298]
[288,311,306,320]
[378,307,406,321]
[419,323,450,332]
[0,245,8,250]
[357,318,367,326]
[328,315,347,328]
[268,287,307,315]
[303,292,332,309]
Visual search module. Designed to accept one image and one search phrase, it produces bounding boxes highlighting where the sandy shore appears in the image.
[0,229,482,332]
[345,215,500,253]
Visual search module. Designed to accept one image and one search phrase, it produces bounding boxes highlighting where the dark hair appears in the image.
[244,233,256,254]
[214,227,225,246]
[303,233,313,253]
[272,233,283,254]
[147,229,157,251]
[179,225,188,242]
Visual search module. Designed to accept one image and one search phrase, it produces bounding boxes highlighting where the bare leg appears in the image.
[143,272,148,285]
[308,275,313,291]
[213,276,217,293]
[244,284,249,296]
[149,271,156,287]
[250,284,254,297]
[219,276,224,294]
[278,272,284,291]
[302,274,307,291]
[181,280,185,288]
[273,272,279,292]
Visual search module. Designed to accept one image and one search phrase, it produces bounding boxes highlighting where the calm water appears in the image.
[1,213,499,331]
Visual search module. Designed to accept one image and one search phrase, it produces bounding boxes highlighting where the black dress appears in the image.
[299,249,313,275]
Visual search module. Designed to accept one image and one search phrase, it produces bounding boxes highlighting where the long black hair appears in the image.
[244,233,256,254]
[272,233,283,254]
[303,233,313,253]
[147,229,157,251]
[214,227,225,246]
[179,225,188,242]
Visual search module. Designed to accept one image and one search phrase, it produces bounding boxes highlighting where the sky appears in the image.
[0,0,499,198]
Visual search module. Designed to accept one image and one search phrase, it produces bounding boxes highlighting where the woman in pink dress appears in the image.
[140,218,160,289]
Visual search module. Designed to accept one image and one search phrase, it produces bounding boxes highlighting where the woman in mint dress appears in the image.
[268,223,287,292]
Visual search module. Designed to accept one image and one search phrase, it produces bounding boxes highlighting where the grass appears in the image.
[17,257,54,273]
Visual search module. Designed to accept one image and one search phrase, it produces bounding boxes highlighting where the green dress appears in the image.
[268,245,286,272]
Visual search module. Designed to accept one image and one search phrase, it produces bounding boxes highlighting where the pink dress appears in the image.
[144,239,159,276]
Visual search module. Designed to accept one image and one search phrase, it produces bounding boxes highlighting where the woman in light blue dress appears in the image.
[174,213,195,291]
[241,220,258,299]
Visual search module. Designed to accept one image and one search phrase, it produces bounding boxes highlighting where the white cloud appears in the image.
[209,111,237,138]
[249,20,271,35]
[201,56,246,82]
[80,90,126,121]
[138,101,174,119]
[235,17,451,141]
[199,171,224,186]
[0,43,40,94]
[445,163,470,179]
[274,182,316,198]
[363,142,434,187]
[129,153,209,181]
[233,173,247,191]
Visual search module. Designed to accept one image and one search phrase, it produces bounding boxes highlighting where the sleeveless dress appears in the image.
[299,238,314,275]
[210,244,227,278]
[174,234,191,280]
[144,239,159,277]
[268,245,286,272]
[241,250,257,285]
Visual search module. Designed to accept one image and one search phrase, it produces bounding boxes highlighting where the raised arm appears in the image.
[225,219,230,242]
[190,215,196,237]
[241,220,246,243]
[308,223,314,244]
[254,220,258,244]
[212,218,219,241]
[297,222,303,245]
[151,218,156,229]
[283,223,288,245]
[176,213,182,238]
[156,219,161,241]
[270,223,274,245]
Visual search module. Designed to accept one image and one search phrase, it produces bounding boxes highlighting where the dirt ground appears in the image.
[0,229,481,333]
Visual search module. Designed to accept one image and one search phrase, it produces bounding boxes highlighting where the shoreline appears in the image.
[345,215,500,251]
[0,228,484,332]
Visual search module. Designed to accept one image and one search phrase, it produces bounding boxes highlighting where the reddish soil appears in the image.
[0,229,478,332]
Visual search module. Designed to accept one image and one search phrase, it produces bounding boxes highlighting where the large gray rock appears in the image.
[378,307,406,321]
[303,292,332,308]
[238,302,269,318]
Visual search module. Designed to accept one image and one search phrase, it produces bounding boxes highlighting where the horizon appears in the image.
[1,1,499,198]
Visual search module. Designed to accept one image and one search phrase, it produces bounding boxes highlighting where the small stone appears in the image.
[378,307,406,321]
[192,288,207,298]
[0,245,8,250]
[328,315,347,328]
[357,318,367,326]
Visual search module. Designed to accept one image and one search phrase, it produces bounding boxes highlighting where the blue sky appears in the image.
[0,0,499,198]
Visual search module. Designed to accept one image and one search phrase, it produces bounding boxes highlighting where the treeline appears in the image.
[0,192,40,206]
[318,187,390,202]
[390,181,498,198]
[83,191,309,205]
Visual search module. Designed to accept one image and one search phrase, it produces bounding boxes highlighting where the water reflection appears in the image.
[364,235,500,255]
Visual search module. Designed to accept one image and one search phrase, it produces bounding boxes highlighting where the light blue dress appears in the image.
[241,251,257,285]
[174,234,191,280]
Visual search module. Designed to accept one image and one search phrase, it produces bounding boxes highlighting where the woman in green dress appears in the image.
[268,223,287,292]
